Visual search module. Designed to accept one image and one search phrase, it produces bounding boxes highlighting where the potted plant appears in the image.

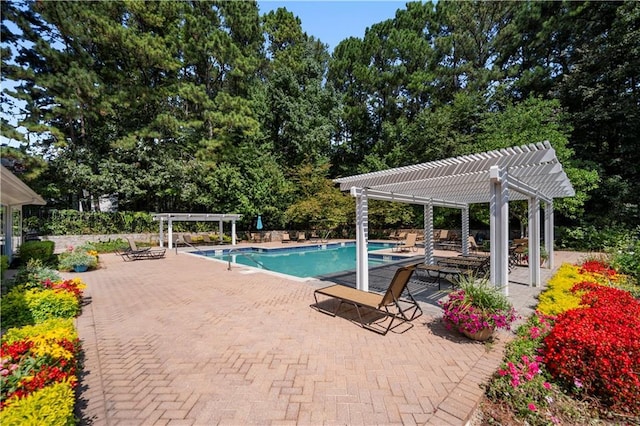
[439,275,518,341]
[59,248,98,272]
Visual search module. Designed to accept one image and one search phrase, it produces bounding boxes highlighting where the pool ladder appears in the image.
[227,248,269,271]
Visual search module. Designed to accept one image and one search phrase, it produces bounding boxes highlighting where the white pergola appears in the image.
[1,165,47,263]
[334,142,575,295]
[151,213,242,248]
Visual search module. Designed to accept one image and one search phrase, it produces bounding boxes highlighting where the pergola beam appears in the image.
[152,213,242,248]
[336,142,574,295]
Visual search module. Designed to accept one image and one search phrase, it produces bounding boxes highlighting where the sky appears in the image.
[257,1,408,52]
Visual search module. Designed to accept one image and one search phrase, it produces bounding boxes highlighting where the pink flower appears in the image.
[543,382,551,390]
[528,403,537,411]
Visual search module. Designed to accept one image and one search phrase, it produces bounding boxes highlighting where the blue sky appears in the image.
[257,1,408,52]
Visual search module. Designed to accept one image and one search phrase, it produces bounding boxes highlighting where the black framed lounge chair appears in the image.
[281,233,291,243]
[297,232,306,242]
[126,237,150,253]
[312,265,422,335]
[117,238,166,261]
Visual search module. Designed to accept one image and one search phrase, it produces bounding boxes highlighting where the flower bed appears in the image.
[483,259,640,424]
[1,264,86,425]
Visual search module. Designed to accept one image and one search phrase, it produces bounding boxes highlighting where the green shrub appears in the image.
[555,225,629,251]
[0,380,76,425]
[0,286,33,329]
[26,288,81,322]
[17,240,56,266]
[0,255,8,280]
[11,259,61,290]
[91,238,129,253]
[1,287,80,329]
[606,229,640,284]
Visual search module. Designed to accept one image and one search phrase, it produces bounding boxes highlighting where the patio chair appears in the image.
[126,237,150,253]
[393,233,418,252]
[118,238,166,261]
[183,234,196,246]
[468,235,480,253]
[297,232,306,242]
[312,265,422,335]
[281,233,291,243]
[202,234,216,245]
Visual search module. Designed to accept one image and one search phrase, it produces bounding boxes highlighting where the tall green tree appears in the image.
[261,8,336,168]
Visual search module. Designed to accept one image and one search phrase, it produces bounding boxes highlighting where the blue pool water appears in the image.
[199,242,407,278]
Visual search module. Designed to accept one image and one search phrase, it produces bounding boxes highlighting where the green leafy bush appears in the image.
[10,259,61,291]
[1,287,80,329]
[0,380,75,425]
[0,255,8,280]
[606,228,640,284]
[91,238,129,253]
[0,286,33,329]
[17,241,56,266]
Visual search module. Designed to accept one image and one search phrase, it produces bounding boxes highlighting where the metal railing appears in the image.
[176,239,206,256]
[227,248,269,271]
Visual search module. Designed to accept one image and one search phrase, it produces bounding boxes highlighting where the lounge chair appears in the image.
[393,233,418,252]
[183,234,195,246]
[117,238,166,261]
[313,265,422,335]
[126,237,150,253]
[297,232,306,243]
[468,235,480,253]
[281,233,291,243]
[202,234,215,245]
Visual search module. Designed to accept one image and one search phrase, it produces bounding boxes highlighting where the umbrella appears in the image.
[256,215,263,230]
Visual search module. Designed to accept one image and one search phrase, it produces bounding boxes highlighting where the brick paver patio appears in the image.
[72,246,585,425]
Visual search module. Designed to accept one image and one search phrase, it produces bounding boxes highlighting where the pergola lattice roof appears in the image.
[335,141,574,204]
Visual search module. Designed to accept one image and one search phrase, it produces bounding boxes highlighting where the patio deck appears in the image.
[71,244,585,425]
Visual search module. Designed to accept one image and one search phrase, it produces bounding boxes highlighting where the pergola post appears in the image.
[168,218,174,249]
[231,220,237,245]
[461,206,469,256]
[545,201,554,269]
[489,166,510,295]
[3,206,14,263]
[528,196,541,286]
[158,217,165,248]
[351,187,369,291]
[218,220,224,243]
[424,203,434,264]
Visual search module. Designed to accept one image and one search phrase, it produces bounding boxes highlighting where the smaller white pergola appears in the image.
[151,213,242,248]
[334,142,575,295]
[1,165,47,263]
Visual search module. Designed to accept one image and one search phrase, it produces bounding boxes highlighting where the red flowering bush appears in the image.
[0,337,80,409]
[42,278,86,302]
[579,260,617,278]
[543,282,640,415]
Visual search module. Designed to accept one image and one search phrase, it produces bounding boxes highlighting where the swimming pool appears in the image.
[198,242,409,278]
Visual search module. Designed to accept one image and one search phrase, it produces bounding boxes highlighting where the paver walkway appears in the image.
[72,247,586,425]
